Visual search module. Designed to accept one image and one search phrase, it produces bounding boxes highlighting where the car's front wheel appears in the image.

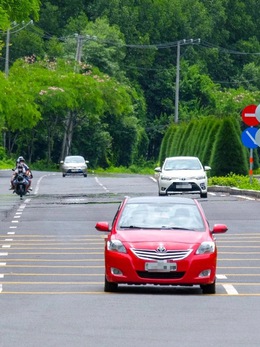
[158,191,167,196]
[200,192,207,198]
[104,277,118,292]
[200,281,216,294]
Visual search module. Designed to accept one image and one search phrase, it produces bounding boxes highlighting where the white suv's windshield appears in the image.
[164,158,202,171]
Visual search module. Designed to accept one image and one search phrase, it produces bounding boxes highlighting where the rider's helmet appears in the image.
[18,156,25,162]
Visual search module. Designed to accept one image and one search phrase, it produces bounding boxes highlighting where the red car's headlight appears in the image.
[196,241,215,254]
[107,240,127,253]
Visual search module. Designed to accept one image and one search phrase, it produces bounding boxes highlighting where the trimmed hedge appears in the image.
[158,115,254,176]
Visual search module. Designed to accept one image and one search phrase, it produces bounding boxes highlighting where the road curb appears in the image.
[208,185,260,199]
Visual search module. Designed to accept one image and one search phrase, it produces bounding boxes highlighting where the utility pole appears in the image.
[75,34,84,63]
[174,38,200,123]
[4,29,10,76]
[4,20,33,77]
[174,40,181,124]
[74,34,97,72]
[2,20,33,149]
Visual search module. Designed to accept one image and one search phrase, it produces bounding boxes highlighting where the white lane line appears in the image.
[0,275,4,279]
[0,253,8,256]
[223,284,239,295]
[4,239,13,242]
[95,177,110,192]
[149,176,157,183]
[0,263,6,266]
[235,195,255,201]
[11,221,18,223]
[14,215,21,219]
[0,284,2,293]
[34,174,53,194]
[2,245,11,248]
[216,274,227,279]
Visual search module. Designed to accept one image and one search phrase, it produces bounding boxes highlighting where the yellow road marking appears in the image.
[0,265,104,268]
[0,258,104,262]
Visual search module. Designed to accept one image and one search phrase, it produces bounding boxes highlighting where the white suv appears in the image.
[154,156,211,198]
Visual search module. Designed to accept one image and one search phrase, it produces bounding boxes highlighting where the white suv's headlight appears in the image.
[161,175,173,180]
[107,240,127,253]
[196,241,215,254]
[187,175,205,180]
[195,175,206,180]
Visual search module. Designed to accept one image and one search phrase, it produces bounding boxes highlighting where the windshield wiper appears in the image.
[163,226,195,230]
[120,225,143,229]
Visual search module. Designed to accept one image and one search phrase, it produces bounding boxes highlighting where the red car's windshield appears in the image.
[118,203,205,231]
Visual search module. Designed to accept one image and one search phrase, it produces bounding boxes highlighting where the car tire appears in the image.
[200,281,216,294]
[104,277,118,292]
[200,192,207,198]
[84,174,87,177]
[62,173,66,177]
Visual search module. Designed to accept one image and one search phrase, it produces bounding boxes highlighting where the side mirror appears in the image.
[60,161,64,164]
[95,222,110,232]
[85,160,89,164]
[211,224,228,234]
[154,167,161,173]
[204,165,211,171]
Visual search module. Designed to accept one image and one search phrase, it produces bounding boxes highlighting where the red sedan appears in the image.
[95,196,227,294]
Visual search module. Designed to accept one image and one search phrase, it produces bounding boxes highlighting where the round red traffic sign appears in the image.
[242,104,258,126]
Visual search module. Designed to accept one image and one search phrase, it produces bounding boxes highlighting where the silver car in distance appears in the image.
[60,155,89,177]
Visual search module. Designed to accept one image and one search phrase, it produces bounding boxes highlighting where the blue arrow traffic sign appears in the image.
[241,127,259,148]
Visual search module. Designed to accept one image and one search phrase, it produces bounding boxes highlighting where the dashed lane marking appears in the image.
[222,284,239,295]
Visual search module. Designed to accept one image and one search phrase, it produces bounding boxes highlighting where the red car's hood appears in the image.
[116,229,209,248]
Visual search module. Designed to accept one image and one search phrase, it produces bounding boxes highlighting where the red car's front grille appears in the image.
[136,271,185,279]
[131,248,192,261]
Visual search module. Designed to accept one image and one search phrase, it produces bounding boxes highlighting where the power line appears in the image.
[15,25,260,55]
[200,40,260,55]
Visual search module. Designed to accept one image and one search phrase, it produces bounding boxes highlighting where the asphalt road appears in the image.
[0,169,260,347]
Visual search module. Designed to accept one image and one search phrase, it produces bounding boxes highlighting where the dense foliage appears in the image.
[0,0,260,172]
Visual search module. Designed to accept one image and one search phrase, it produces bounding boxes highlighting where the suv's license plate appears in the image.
[145,262,177,272]
[176,183,191,189]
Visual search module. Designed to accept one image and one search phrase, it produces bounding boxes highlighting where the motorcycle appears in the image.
[12,167,30,200]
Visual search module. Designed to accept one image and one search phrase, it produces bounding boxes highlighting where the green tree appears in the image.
[210,116,248,176]
[0,0,40,25]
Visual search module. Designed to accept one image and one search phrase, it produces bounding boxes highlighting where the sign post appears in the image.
[241,104,260,184]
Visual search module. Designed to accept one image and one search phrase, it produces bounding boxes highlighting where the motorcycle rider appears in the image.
[10,156,33,190]
[11,164,30,192]
[18,156,33,190]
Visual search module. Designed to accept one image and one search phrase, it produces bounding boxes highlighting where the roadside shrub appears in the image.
[209,173,260,190]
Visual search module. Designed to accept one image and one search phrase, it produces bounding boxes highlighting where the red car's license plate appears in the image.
[145,262,177,272]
